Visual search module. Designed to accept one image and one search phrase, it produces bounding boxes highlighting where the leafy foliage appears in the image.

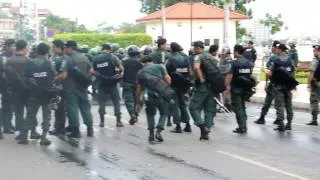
[259,13,284,35]
[117,23,146,33]
[43,15,89,33]
[54,33,153,48]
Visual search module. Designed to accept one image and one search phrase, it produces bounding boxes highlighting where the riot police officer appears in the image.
[288,42,299,68]
[18,43,59,145]
[149,38,169,64]
[219,46,232,111]
[255,41,280,125]
[135,55,171,143]
[49,40,68,136]
[5,40,43,140]
[224,45,254,134]
[306,45,320,126]
[189,41,218,140]
[122,45,143,125]
[93,44,124,128]
[64,41,94,138]
[0,39,15,134]
[166,42,192,133]
[266,43,295,132]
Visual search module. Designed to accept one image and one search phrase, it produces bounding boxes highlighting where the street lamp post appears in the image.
[223,0,231,46]
[190,0,193,47]
[161,0,166,38]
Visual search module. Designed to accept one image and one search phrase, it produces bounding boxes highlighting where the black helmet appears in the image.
[143,46,153,56]
[127,45,140,57]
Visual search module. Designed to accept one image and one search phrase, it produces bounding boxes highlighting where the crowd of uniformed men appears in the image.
[0,37,318,145]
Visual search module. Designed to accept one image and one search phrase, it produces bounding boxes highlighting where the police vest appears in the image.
[25,60,59,94]
[271,57,298,90]
[167,56,192,90]
[232,59,254,89]
[123,57,143,84]
[93,54,119,86]
[314,58,320,81]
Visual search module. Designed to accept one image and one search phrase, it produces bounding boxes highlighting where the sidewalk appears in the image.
[251,81,310,110]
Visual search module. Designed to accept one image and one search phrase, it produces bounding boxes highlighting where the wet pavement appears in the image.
[0,103,319,180]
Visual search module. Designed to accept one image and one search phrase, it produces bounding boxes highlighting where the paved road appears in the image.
[0,103,319,180]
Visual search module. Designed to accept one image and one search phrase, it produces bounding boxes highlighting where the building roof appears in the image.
[137,2,247,23]
[10,6,52,15]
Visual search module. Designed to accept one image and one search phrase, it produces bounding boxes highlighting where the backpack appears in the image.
[94,54,121,87]
[167,56,193,92]
[138,72,175,103]
[25,60,61,96]
[271,57,298,90]
[314,58,320,81]
[200,54,225,94]
[68,58,92,89]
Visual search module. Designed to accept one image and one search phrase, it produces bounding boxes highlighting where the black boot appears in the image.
[155,129,164,142]
[148,130,155,143]
[30,129,41,140]
[87,126,94,137]
[306,121,318,126]
[273,119,280,125]
[15,133,22,140]
[233,127,246,134]
[170,124,182,133]
[68,127,81,138]
[129,115,137,125]
[274,121,285,132]
[167,117,172,127]
[184,123,192,133]
[99,113,105,127]
[17,130,29,145]
[116,116,124,127]
[65,126,72,132]
[0,128,3,140]
[199,124,209,140]
[285,120,292,131]
[3,128,14,134]
[254,117,265,125]
[40,131,51,146]
[306,115,318,126]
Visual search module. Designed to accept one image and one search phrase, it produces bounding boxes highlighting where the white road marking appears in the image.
[217,150,311,180]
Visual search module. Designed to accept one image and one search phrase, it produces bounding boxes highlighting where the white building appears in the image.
[241,20,272,44]
[137,2,247,51]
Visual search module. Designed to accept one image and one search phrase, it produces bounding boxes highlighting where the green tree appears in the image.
[259,13,284,35]
[117,23,146,33]
[43,15,89,33]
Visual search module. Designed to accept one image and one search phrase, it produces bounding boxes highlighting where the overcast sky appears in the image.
[10,0,320,37]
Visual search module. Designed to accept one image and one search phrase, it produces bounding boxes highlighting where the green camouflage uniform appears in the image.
[64,52,93,129]
[270,55,294,129]
[137,64,169,131]
[166,52,190,127]
[51,53,67,133]
[5,52,30,132]
[0,51,14,132]
[309,58,320,121]
[229,56,253,130]
[189,53,217,129]
[23,57,56,133]
[149,49,170,64]
[289,49,299,67]
[259,54,278,119]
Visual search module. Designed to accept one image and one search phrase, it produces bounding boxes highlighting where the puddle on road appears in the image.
[42,136,165,180]
[147,148,229,180]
